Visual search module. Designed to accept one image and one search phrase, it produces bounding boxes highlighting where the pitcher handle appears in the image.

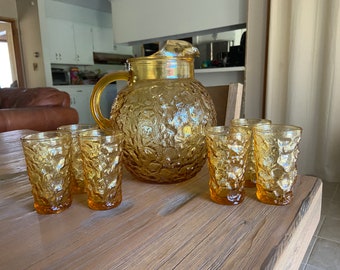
[90,71,130,129]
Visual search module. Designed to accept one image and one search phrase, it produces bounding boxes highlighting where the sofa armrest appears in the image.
[0,107,79,132]
[0,87,71,108]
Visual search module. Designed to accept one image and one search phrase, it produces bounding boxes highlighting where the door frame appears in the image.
[0,17,25,87]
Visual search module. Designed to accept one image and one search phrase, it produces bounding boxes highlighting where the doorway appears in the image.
[0,18,24,88]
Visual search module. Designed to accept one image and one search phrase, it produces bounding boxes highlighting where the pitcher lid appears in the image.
[151,40,200,58]
[128,40,200,63]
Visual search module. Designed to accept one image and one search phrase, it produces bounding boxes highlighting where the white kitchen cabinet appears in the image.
[46,18,75,64]
[57,84,117,125]
[92,26,133,55]
[73,23,94,65]
[46,18,93,65]
[58,85,95,124]
[92,27,113,53]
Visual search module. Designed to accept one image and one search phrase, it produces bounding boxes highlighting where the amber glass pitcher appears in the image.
[90,40,216,183]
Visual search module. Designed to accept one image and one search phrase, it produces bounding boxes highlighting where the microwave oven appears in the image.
[52,68,69,85]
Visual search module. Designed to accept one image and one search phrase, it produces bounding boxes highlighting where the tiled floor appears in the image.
[300,181,340,270]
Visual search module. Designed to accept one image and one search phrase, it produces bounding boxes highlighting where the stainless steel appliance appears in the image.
[51,68,69,85]
[195,40,234,68]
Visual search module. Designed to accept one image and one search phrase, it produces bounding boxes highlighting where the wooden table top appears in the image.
[0,130,322,270]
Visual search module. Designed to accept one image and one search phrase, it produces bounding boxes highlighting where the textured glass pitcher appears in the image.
[90,41,216,183]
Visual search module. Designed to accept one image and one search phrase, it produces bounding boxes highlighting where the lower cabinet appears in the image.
[56,85,117,125]
[57,85,94,124]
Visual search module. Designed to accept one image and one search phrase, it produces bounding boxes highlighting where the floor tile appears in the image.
[302,179,340,269]
[321,198,331,216]
[318,216,340,243]
[333,184,340,202]
[307,238,340,269]
[299,262,307,270]
[305,264,325,270]
[322,181,338,200]
[322,200,340,219]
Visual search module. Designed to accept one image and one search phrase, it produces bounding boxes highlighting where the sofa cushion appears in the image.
[0,87,70,108]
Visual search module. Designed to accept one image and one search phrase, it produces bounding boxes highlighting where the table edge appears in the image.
[262,177,323,269]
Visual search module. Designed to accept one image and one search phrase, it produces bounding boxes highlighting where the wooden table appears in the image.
[0,130,322,270]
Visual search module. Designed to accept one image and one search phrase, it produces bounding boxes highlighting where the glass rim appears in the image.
[231,118,271,126]
[57,124,97,132]
[20,131,67,142]
[253,124,302,133]
[205,126,230,135]
[78,129,123,140]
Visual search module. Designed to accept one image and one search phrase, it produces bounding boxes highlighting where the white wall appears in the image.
[16,0,46,87]
[244,0,268,118]
[110,0,247,44]
[44,0,112,27]
[0,0,18,18]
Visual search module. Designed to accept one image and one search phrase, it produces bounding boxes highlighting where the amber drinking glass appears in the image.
[206,126,251,205]
[253,124,302,205]
[78,129,123,210]
[57,124,96,193]
[21,131,72,214]
[230,118,271,188]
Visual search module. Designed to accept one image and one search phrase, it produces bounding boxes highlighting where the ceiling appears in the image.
[53,0,112,13]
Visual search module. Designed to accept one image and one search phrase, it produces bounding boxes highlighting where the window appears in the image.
[0,39,13,88]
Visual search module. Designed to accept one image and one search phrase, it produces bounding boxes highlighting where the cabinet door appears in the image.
[73,23,94,65]
[46,18,76,64]
[72,88,95,124]
[92,26,114,53]
[58,86,95,124]
[92,26,133,55]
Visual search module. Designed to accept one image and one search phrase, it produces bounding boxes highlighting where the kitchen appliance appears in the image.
[227,31,247,67]
[52,68,69,85]
[195,40,234,68]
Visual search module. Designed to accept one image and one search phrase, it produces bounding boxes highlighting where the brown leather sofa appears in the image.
[0,87,79,132]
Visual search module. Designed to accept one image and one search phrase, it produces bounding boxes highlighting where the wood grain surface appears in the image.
[0,130,322,270]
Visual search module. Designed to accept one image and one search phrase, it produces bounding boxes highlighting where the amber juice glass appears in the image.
[230,118,271,188]
[21,131,72,214]
[253,124,302,205]
[206,126,251,205]
[57,124,96,193]
[78,129,123,210]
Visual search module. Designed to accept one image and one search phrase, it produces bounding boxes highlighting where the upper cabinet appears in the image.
[74,23,94,65]
[110,0,247,44]
[92,26,133,55]
[46,18,94,65]
[92,27,113,53]
[46,18,75,64]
